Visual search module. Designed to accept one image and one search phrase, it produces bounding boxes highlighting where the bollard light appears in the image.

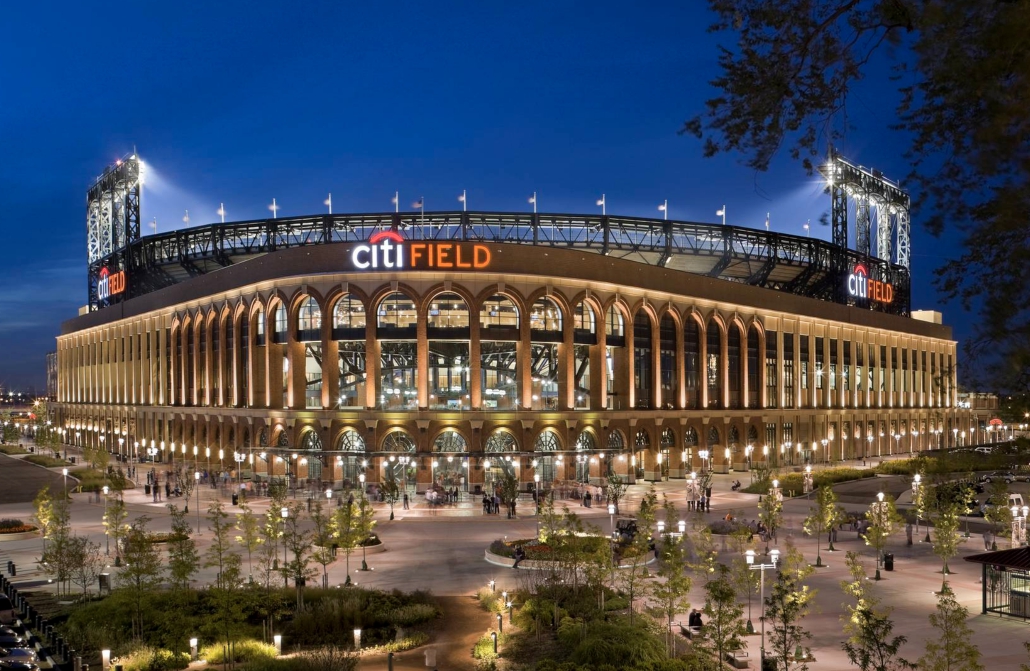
[101,650,110,671]
[353,628,361,650]
[273,635,282,655]
[189,638,198,661]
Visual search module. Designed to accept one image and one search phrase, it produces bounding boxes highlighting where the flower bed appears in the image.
[0,519,37,534]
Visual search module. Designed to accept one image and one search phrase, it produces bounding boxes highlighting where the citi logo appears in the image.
[847,264,893,304]
[97,267,126,302]
[351,230,492,270]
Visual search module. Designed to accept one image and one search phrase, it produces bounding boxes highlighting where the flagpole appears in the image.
[765,212,770,231]
[218,203,226,224]
[325,193,332,215]
[394,191,399,213]
[530,192,537,214]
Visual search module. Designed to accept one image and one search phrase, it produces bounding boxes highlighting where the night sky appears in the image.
[0,2,965,391]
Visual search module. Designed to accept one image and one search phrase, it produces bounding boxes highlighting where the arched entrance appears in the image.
[574,430,596,483]
[659,428,674,480]
[485,429,518,494]
[535,430,560,483]
[634,429,649,480]
[336,428,366,490]
[432,430,469,492]
[299,430,324,489]
[381,430,417,492]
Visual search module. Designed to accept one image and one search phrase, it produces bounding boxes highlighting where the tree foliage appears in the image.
[686,0,1030,389]
[119,516,163,639]
[166,504,199,591]
[697,565,747,667]
[765,570,813,671]
[918,587,983,671]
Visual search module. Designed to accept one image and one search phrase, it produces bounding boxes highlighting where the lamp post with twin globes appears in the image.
[745,548,780,669]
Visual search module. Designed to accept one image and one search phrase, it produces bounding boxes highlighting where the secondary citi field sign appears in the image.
[350,230,492,270]
[846,263,893,304]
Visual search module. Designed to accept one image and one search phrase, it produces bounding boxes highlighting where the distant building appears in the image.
[46,351,58,400]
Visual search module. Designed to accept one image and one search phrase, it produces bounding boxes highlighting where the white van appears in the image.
[1010,493,1025,509]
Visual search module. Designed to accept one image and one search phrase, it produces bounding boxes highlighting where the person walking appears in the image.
[402,493,410,510]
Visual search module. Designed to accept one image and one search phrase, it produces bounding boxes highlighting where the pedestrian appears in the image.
[983,530,992,551]
[699,494,707,512]
[403,493,410,510]
[706,496,711,513]
[164,481,171,499]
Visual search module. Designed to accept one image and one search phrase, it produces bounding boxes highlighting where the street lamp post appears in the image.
[608,503,616,539]
[802,466,813,495]
[820,438,828,464]
[102,485,110,555]
[62,468,68,496]
[911,430,919,454]
[281,506,289,584]
[871,492,887,579]
[745,548,780,668]
[194,471,201,534]
[913,474,930,543]
[534,474,541,539]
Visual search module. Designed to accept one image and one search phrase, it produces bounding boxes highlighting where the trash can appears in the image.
[145,484,151,495]
[884,553,894,571]
[232,493,239,506]
[69,456,76,464]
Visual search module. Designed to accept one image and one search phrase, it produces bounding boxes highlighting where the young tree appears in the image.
[698,565,748,668]
[310,500,336,589]
[537,491,563,543]
[621,486,657,624]
[982,480,1013,548]
[841,553,912,671]
[235,501,263,582]
[333,500,362,586]
[863,494,903,580]
[685,2,1030,387]
[67,535,104,599]
[930,500,961,589]
[605,472,627,513]
[804,485,846,565]
[118,516,163,639]
[166,504,200,591]
[759,484,783,546]
[355,495,377,572]
[499,471,520,518]
[33,485,56,553]
[175,466,197,513]
[283,502,315,606]
[780,538,816,605]
[651,503,692,657]
[103,494,129,561]
[380,473,401,520]
[205,501,241,588]
[40,498,72,595]
[730,555,760,633]
[918,587,984,671]
[765,570,813,671]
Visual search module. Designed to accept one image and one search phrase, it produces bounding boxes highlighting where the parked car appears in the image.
[0,597,13,626]
[0,637,28,650]
[974,446,994,455]
[0,649,35,663]
[979,471,1016,484]
[0,660,39,671]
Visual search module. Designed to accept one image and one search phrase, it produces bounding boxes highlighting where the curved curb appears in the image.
[484,549,655,570]
[314,541,388,557]
[0,530,40,542]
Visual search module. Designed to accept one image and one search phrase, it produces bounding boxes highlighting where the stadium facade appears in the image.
[53,203,968,492]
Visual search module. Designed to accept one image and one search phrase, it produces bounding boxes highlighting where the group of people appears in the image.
[425,487,461,506]
[482,492,516,516]
[687,609,705,631]
[687,494,711,512]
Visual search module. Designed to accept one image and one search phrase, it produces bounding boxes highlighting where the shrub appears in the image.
[477,587,505,614]
[201,639,278,664]
[361,632,429,654]
[0,519,26,530]
[745,467,874,496]
[24,455,70,468]
[0,445,27,455]
[473,632,509,661]
[117,646,190,671]
[556,617,668,668]
[388,603,438,627]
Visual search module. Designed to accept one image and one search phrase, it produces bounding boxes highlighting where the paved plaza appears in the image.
[1,448,1028,669]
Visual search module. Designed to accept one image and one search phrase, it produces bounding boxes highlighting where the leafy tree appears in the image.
[235,501,263,582]
[0,412,20,444]
[103,494,129,560]
[982,479,1013,546]
[841,606,913,671]
[205,502,241,588]
[759,483,783,546]
[605,472,627,514]
[730,555,760,632]
[930,499,961,589]
[166,504,199,591]
[355,495,377,571]
[688,519,719,585]
[918,587,984,671]
[118,516,163,639]
[175,466,197,513]
[621,486,657,625]
[205,505,245,671]
[380,473,401,520]
[841,551,878,641]
[863,494,903,580]
[499,471,520,518]
[283,502,315,606]
[698,565,748,668]
[537,491,563,543]
[33,485,56,552]
[310,500,336,588]
[40,498,72,595]
[765,570,813,671]
[804,485,846,565]
[685,1,1030,389]
[67,535,104,599]
[651,499,692,656]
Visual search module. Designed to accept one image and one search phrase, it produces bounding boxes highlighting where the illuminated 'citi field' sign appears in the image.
[97,267,126,302]
[351,230,492,270]
[847,263,893,304]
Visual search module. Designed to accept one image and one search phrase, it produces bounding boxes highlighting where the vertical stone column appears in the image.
[591,327,606,410]
[417,314,429,409]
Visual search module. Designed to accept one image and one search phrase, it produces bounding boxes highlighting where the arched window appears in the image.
[337,429,365,452]
[659,314,676,407]
[300,430,322,452]
[707,320,722,408]
[747,325,761,408]
[573,301,596,336]
[606,306,625,340]
[608,430,625,451]
[530,297,562,333]
[333,294,366,335]
[634,311,653,409]
[433,430,468,452]
[383,431,416,453]
[255,308,266,346]
[747,425,759,444]
[277,429,290,447]
[485,430,518,453]
[297,296,322,341]
[728,425,740,446]
[661,428,675,448]
[728,324,743,409]
[427,293,470,330]
[480,295,520,330]
[685,427,699,447]
[377,293,418,331]
[534,430,560,452]
[272,304,287,344]
[575,431,596,452]
[635,429,650,449]
[707,426,719,446]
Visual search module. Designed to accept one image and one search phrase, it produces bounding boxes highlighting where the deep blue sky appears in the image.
[0,1,965,391]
